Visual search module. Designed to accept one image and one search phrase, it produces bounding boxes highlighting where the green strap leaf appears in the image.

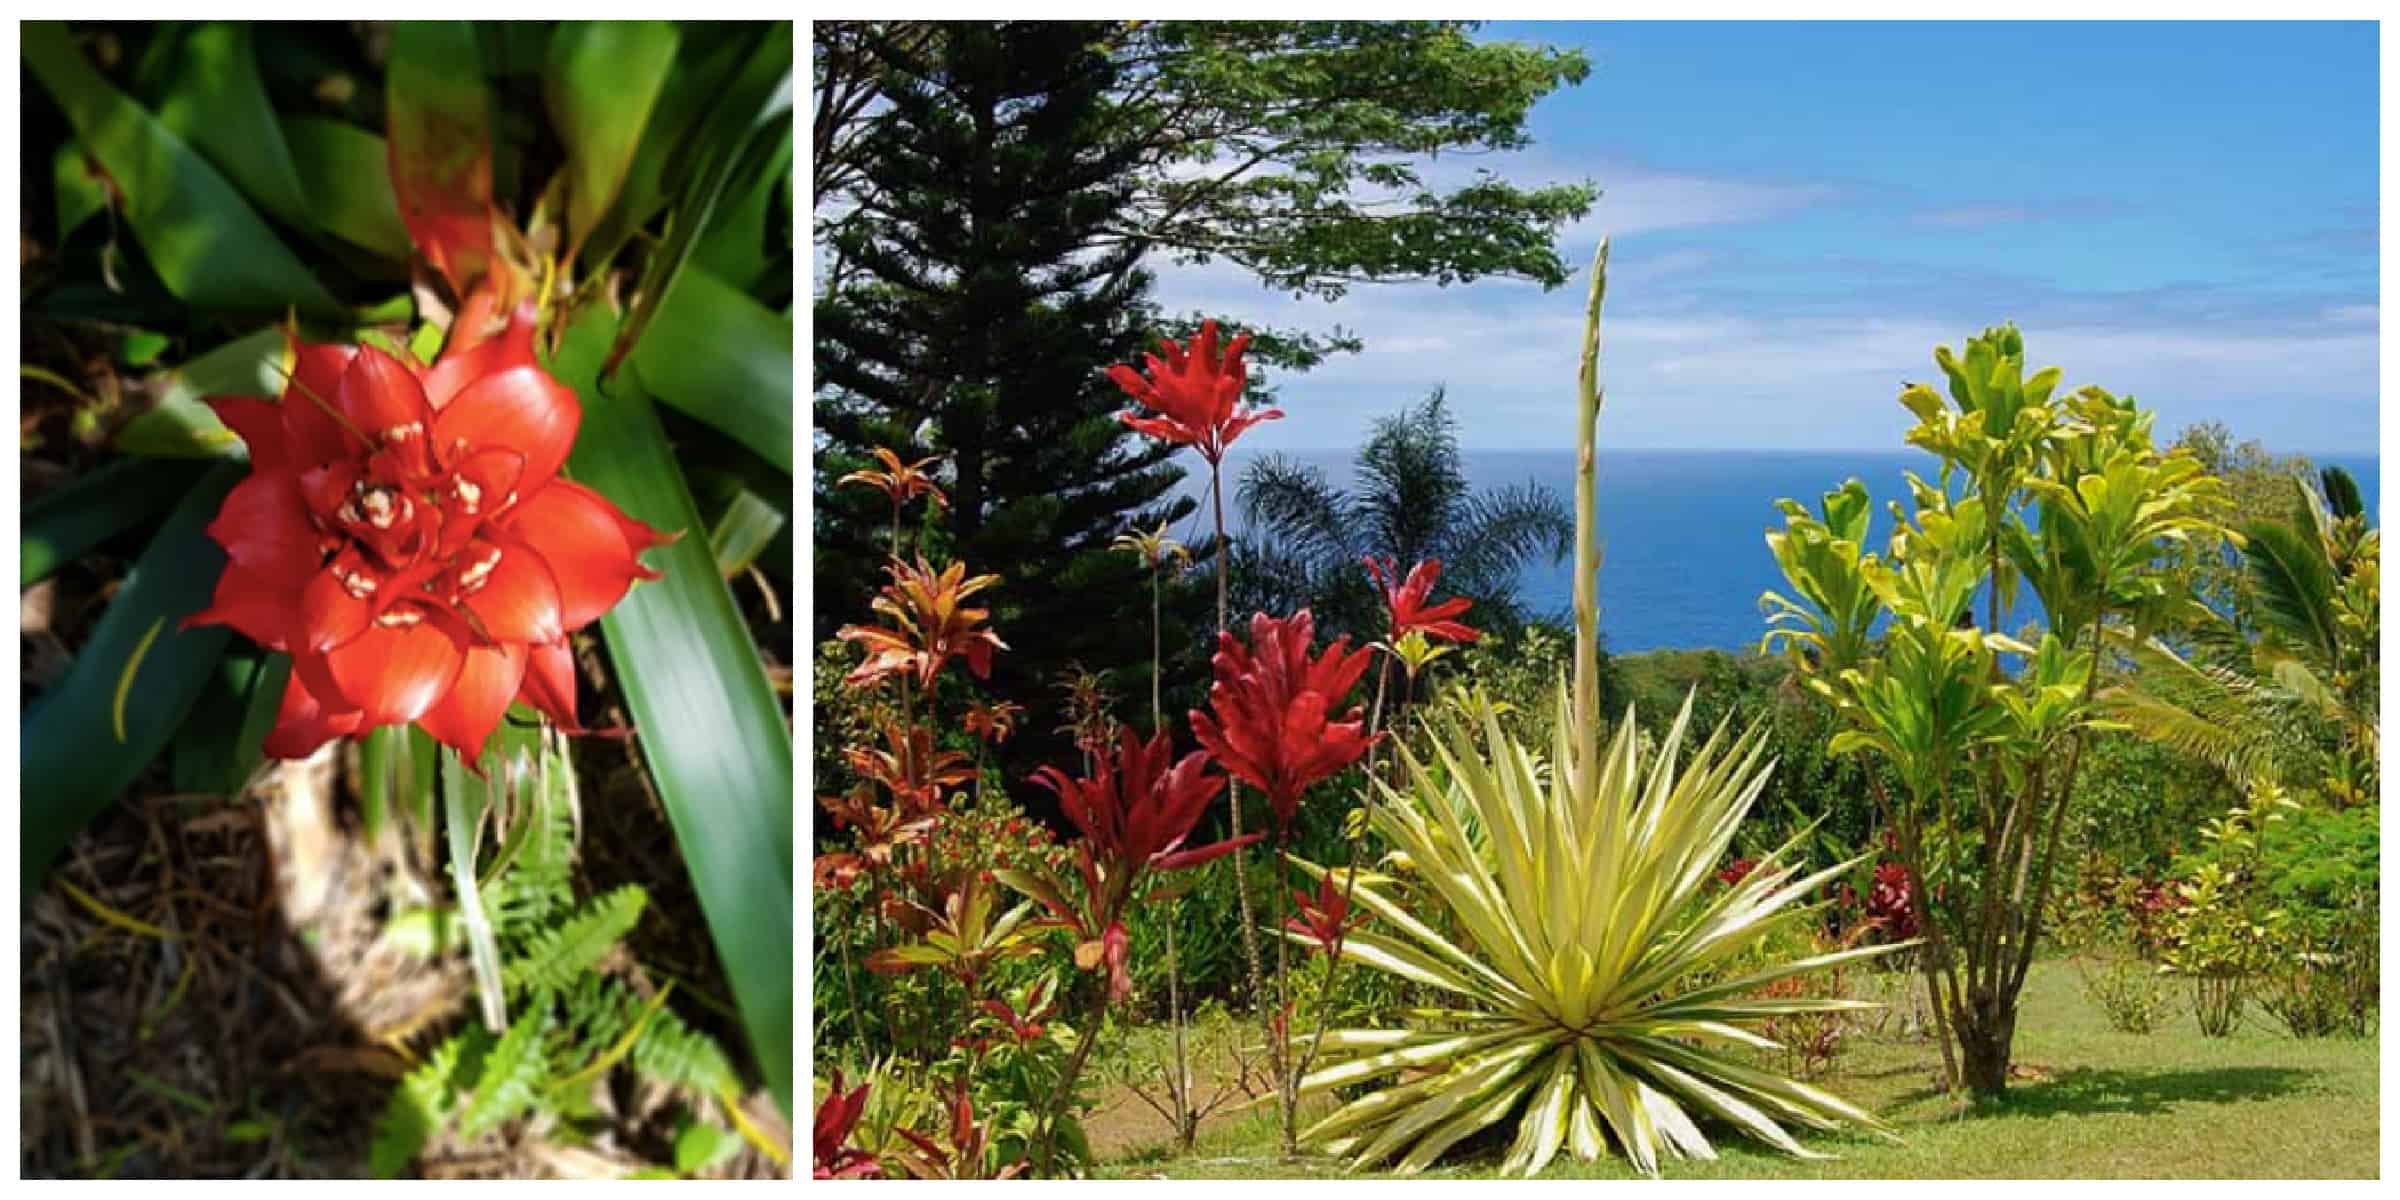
[544,20,680,263]
[602,23,791,382]
[21,22,341,319]
[548,304,793,1115]
[281,116,411,261]
[22,464,242,892]
[630,265,794,474]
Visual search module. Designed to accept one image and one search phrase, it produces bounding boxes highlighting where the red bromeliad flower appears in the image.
[1363,556,1481,644]
[1106,320,1282,466]
[1024,728,1261,1003]
[812,1070,881,1180]
[1717,857,1759,887]
[1285,873,1370,958]
[1188,609,1376,833]
[187,305,671,762]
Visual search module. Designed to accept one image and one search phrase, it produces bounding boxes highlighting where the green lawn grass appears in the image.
[1094,959,2379,1179]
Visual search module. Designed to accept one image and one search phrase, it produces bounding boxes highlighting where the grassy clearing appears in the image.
[1091,959,2378,1179]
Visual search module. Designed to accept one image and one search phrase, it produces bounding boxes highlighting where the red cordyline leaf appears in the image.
[186,288,673,762]
[1106,320,1281,466]
[812,1070,881,1180]
[1287,872,1370,957]
[1363,555,1481,644]
[1187,609,1376,833]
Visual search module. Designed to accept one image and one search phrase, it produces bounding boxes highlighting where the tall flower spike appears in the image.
[1187,609,1376,832]
[187,292,670,762]
[1364,556,1481,644]
[1107,320,1282,465]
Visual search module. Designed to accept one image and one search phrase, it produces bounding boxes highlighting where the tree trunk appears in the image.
[1954,1006,2016,1097]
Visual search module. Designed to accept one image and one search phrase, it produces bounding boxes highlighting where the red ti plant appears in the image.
[838,447,948,556]
[1006,726,1257,1171]
[1186,607,1374,1155]
[1107,321,1282,1064]
[1189,609,1376,834]
[1022,728,1260,1004]
[812,1070,881,1180]
[188,302,670,761]
[836,557,1007,695]
[889,1078,1027,1180]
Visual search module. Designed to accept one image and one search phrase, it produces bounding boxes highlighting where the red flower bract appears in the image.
[1188,609,1376,833]
[1364,555,1481,644]
[186,302,671,762]
[1106,320,1282,465]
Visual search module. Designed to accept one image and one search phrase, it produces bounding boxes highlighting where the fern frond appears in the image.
[369,1032,472,1179]
[506,885,647,994]
[631,1005,739,1098]
[459,1001,555,1139]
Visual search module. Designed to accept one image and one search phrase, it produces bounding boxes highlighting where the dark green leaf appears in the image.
[21,22,342,319]
[21,456,210,585]
[629,266,792,474]
[53,140,109,244]
[150,23,312,231]
[603,23,791,382]
[549,305,793,1115]
[690,128,790,292]
[169,649,288,796]
[22,464,242,892]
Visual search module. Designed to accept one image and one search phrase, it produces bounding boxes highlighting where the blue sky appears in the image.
[1151,21,2379,452]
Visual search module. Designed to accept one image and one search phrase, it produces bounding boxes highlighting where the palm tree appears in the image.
[2111,466,2379,803]
[1231,389,1573,643]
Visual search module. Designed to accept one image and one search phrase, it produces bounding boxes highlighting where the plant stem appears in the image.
[1150,559,1197,1150]
[1211,467,1273,1114]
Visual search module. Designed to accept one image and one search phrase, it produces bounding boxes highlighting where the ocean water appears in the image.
[1186,448,2381,654]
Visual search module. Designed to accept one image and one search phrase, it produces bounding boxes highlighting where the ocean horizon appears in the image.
[1177,447,2383,654]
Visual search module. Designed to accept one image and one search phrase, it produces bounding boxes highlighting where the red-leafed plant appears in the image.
[812,1071,881,1180]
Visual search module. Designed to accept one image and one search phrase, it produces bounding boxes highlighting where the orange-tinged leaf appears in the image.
[386,21,498,297]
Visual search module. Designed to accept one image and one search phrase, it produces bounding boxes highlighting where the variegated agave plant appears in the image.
[1286,697,1904,1176]
[1279,239,1909,1177]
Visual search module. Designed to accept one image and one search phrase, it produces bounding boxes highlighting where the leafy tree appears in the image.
[814,22,1201,781]
[1763,325,2232,1097]
[815,21,1597,303]
[1232,389,1573,643]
